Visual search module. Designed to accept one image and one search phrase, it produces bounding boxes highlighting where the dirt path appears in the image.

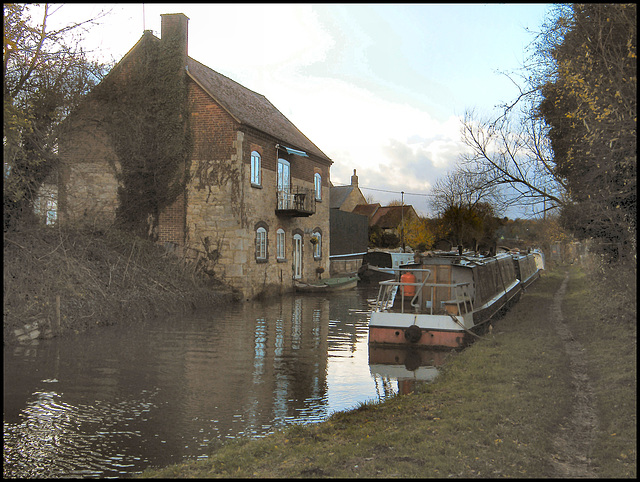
[549,270,599,477]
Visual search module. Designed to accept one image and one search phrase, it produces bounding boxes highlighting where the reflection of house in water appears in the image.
[176,295,331,437]
[326,288,374,353]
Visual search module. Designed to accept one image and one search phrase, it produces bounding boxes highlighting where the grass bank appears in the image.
[4,224,236,344]
[140,264,636,478]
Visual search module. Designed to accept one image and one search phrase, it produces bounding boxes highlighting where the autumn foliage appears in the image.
[538,4,636,259]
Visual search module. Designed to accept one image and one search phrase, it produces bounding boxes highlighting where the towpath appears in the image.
[549,270,599,477]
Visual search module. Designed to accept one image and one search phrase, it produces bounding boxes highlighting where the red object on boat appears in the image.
[400,272,416,297]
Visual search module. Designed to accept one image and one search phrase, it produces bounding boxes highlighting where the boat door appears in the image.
[293,233,302,279]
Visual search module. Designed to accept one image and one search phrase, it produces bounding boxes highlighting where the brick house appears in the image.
[57,13,333,299]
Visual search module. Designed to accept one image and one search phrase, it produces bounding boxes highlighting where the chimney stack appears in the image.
[161,13,189,64]
[351,169,358,187]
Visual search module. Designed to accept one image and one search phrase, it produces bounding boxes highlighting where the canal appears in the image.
[3,283,448,478]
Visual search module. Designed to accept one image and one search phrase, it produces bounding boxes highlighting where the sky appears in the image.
[47,3,552,217]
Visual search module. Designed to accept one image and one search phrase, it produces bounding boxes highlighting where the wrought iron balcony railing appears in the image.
[276,186,315,217]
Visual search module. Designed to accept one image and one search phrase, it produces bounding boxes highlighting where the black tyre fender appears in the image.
[404,324,422,343]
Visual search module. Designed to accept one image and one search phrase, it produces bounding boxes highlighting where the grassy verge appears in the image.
[139,265,636,478]
[562,264,636,477]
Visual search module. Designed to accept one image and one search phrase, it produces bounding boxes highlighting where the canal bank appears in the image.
[140,264,636,478]
[4,225,237,346]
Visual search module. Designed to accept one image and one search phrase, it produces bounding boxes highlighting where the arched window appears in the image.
[251,151,261,186]
[314,172,322,201]
[311,231,322,259]
[276,228,286,260]
[255,226,268,261]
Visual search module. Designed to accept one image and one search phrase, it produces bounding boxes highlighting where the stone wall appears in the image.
[57,101,120,229]
[185,128,332,299]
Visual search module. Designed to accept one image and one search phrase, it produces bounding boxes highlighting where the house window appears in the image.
[314,172,322,201]
[256,226,268,262]
[251,151,261,186]
[276,228,286,260]
[311,232,322,259]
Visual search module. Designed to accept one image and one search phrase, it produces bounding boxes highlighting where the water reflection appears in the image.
[369,346,456,396]
[4,286,451,478]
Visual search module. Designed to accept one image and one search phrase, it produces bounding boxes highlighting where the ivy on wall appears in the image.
[94,32,193,240]
[193,133,248,229]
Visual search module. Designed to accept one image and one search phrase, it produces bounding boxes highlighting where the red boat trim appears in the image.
[369,325,470,349]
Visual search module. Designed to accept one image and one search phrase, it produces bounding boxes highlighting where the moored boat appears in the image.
[358,250,416,282]
[511,251,541,290]
[368,252,522,349]
[294,275,359,293]
[531,248,545,271]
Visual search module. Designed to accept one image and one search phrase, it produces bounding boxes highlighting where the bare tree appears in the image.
[458,106,567,218]
[429,166,506,217]
[3,4,108,229]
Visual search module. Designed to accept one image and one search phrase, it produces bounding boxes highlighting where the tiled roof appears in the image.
[186,57,331,163]
[352,203,381,220]
[330,185,353,209]
[371,205,417,229]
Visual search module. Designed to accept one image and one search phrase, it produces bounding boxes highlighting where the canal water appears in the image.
[4,284,449,478]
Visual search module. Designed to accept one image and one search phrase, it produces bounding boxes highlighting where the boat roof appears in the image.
[419,252,512,268]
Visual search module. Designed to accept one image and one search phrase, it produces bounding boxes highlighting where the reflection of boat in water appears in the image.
[369,346,452,395]
[358,250,415,282]
[294,275,359,293]
[368,251,540,350]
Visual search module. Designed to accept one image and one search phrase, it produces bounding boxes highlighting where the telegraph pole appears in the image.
[401,191,405,252]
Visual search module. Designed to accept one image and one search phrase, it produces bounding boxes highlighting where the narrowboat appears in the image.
[531,248,545,271]
[358,250,416,282]
[511,251,541,290]
[368,252,522,349]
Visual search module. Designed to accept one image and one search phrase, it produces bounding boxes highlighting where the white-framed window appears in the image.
[312,232,322,259]
[276,228,286,260]
[256,226,267,261]
[277,158,291,209]
[251,151,261,186]
[293,233,302,279]
[314,172,322,201]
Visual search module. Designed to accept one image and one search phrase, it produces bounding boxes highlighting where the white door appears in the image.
[293,234,302,279]
[277,159,291,209]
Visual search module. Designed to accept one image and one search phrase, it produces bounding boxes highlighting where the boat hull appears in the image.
[294,276,358,292]
[368,324,471,349]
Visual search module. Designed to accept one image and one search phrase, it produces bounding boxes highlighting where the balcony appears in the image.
[276,186,315,217]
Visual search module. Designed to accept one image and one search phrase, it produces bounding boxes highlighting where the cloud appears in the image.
[47,3,477,216]
[257,69,467,193]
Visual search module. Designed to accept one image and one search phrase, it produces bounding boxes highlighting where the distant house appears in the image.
[329,170,368,275]
[57,13,333,299]
[352,203,418,236]
[330,170,367,212]
[352,203,381,222]
[352,203,418,249]
[370,205,418,235]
